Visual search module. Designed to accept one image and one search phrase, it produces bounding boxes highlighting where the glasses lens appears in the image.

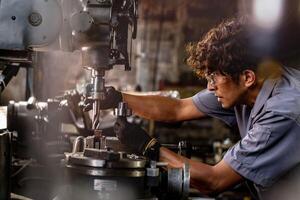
[206,73,215,86]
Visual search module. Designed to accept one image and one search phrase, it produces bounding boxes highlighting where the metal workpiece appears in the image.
[97,136,136,154]
[85,135,100,149]
[83,148,120,161]
[101,136,130,152]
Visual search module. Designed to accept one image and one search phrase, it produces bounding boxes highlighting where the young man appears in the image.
[88,17,300,199]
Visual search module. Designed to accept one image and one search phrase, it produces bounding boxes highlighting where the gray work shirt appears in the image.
[192,67,300,199]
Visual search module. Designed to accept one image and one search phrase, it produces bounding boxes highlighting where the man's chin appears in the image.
[221,102,233,109]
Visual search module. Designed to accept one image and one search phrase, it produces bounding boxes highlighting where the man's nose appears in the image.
[207,82,215,91]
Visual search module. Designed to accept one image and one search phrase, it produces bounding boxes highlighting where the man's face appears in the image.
[205,71,247,108]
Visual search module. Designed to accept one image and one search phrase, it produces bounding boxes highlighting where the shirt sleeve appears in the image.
[223,111,300,188]
[192,89,236,126]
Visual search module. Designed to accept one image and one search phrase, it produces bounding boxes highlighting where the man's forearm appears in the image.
[122,93,182,122]
[159,147,217,194]
[159,147,243,195]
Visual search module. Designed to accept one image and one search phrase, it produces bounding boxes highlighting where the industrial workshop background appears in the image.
[1,0,300,200]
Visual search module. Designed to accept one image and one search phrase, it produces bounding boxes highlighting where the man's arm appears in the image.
[160,147,244,195]
[84,87,206,122]
[114,119,243,194]
[122,94,205,122]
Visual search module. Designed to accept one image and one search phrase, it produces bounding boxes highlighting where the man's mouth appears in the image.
[215,95,223,102]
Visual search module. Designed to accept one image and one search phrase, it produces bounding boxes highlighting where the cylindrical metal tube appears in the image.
[0,132,11,199]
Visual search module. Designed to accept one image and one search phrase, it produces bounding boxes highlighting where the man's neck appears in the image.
[244,79,265,107]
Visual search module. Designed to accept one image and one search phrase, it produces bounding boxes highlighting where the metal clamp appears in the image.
[114,102,132,117]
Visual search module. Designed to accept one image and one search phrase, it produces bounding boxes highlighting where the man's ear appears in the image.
[242,70,256,88]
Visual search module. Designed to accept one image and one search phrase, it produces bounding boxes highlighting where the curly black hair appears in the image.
[186,17,259,80]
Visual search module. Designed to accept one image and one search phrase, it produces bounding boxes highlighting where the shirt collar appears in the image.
[248,78,278,123]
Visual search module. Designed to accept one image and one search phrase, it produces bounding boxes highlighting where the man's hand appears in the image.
[114,117,160,160]
[82,86,123,111]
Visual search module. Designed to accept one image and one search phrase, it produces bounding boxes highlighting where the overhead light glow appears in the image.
[253,0,283,29]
